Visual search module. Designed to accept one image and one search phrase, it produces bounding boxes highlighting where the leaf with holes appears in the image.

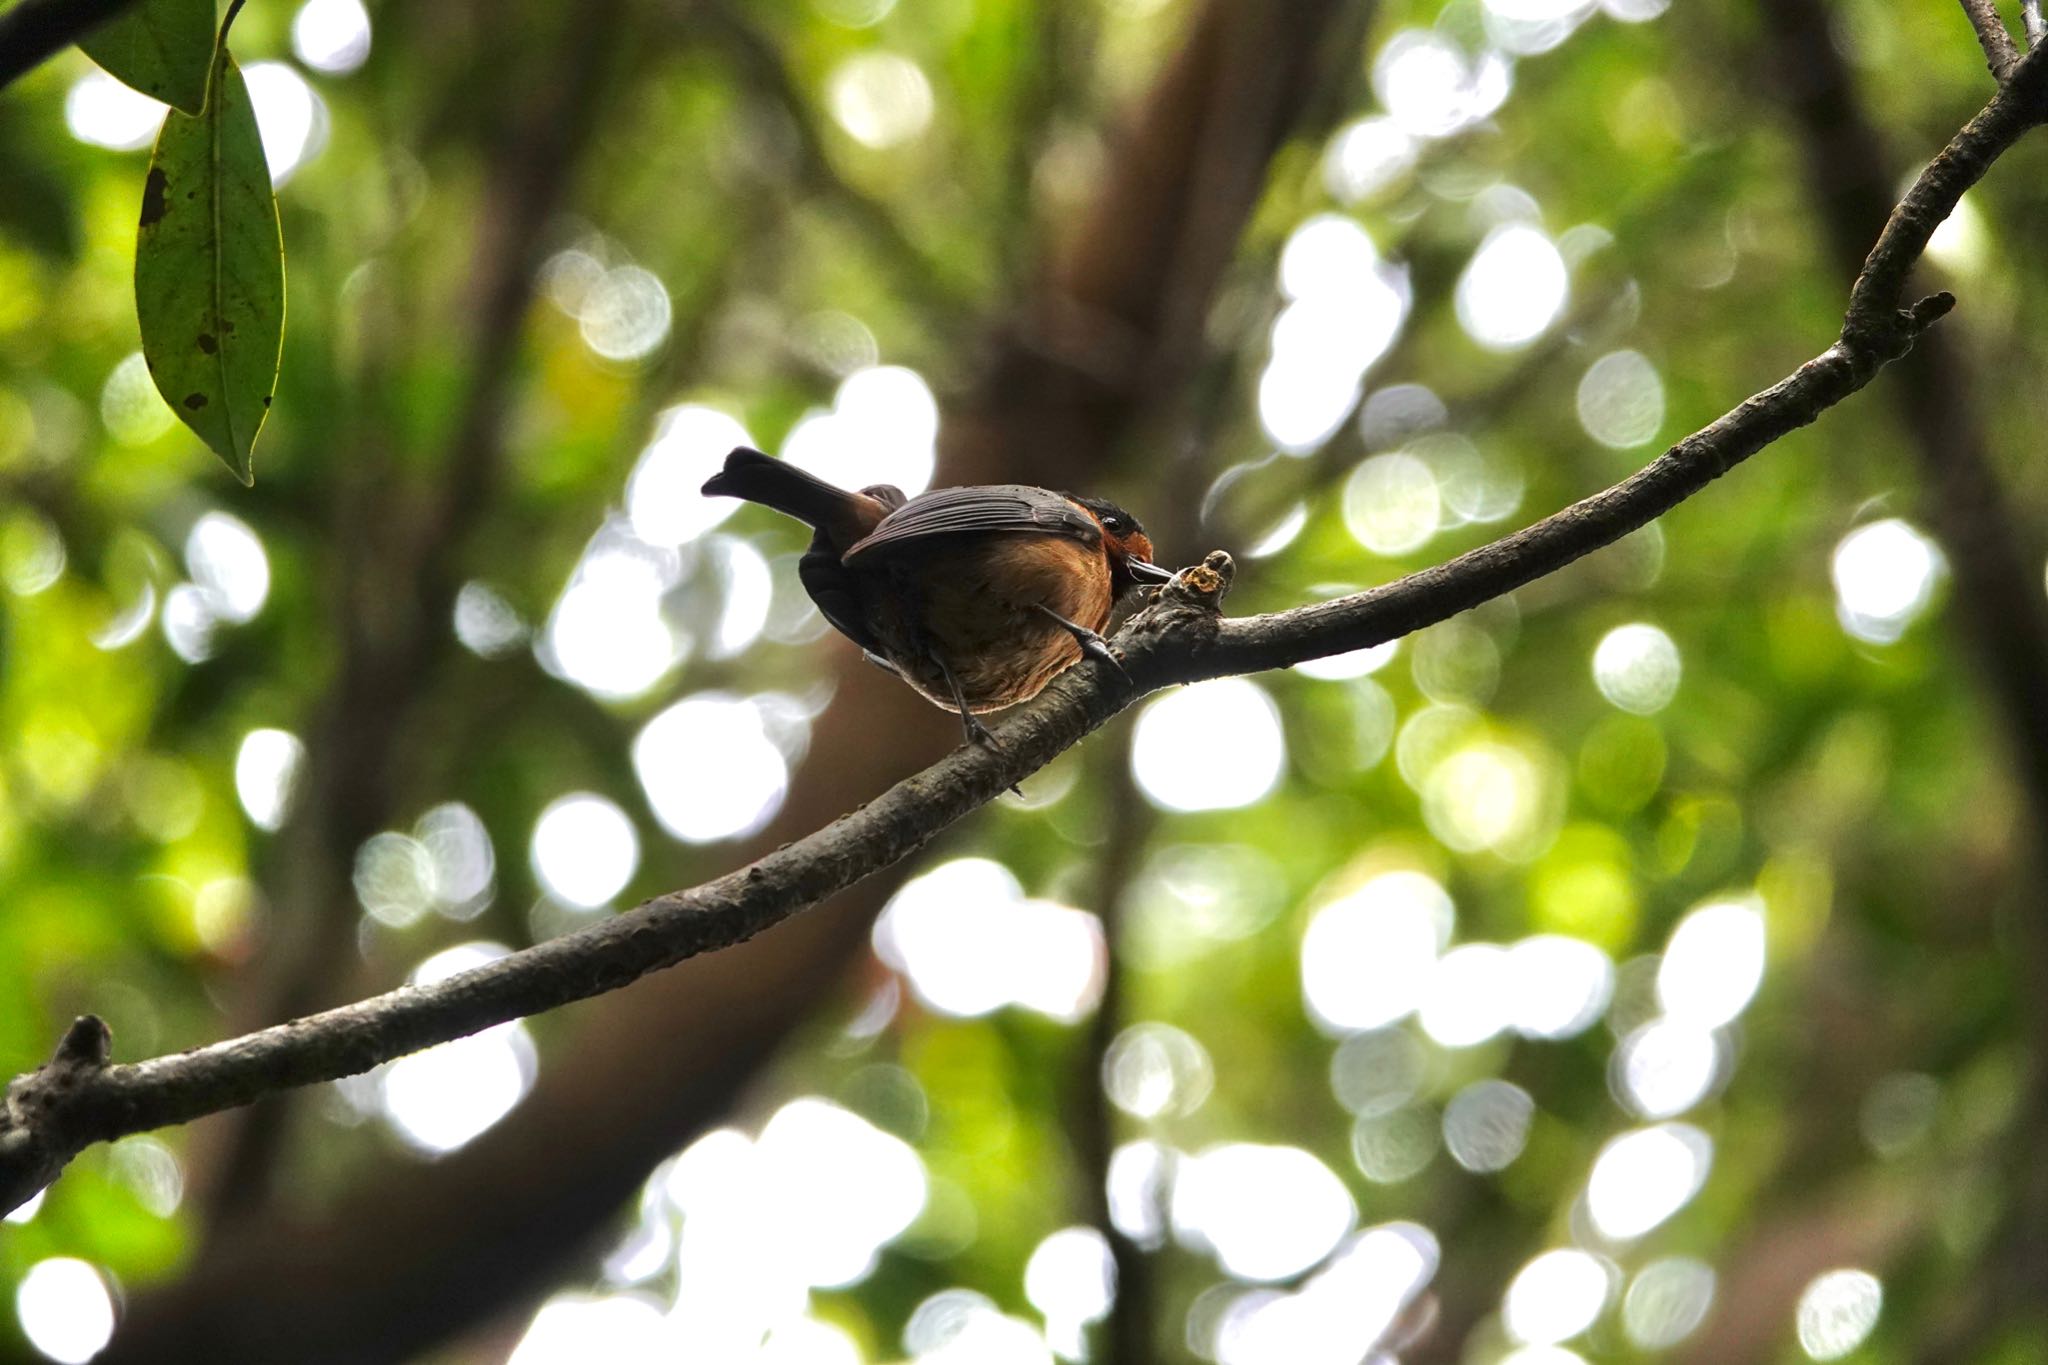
[135,49,283,486]
[81,0,214,115]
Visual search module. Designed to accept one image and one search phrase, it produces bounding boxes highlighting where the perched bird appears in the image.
[703,446,1174,745]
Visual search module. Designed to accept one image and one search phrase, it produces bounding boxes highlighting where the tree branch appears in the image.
[4,44,2046,1221]
[0,0,145,90]
[1960,0,2022,80]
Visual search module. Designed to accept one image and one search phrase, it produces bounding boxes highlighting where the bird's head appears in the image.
[1071,496,1175,588]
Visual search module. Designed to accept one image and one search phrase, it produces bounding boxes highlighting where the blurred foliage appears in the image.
[3,0,2048,1362]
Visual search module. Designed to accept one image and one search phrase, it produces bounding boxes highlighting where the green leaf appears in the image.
[81,0,215,116]
[134,50,284,486]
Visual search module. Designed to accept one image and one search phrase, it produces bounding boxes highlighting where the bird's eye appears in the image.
[1103,515,1126,533]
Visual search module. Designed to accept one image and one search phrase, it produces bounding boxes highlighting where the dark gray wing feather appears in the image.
[842,485,1098,563]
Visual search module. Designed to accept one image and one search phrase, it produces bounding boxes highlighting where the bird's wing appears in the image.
[799,535,884,654]
[841,485,1099,563]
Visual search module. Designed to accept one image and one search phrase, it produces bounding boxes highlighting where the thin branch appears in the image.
[2027,0,2046,51]
[1961,0,2022,80]
[4,39,2047,1225]
[0,0,144,89]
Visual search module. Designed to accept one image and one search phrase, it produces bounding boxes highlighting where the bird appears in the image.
[702,446,1174,746]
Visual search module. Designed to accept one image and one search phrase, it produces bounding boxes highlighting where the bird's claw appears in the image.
[1033,604,1128,680]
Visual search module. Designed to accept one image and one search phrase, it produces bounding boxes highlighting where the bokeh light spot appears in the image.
[293,0,371,72]
[530,792,639,908]
[1592,623,1681,714]
[828,52,934,148]
[1131,679,1284,812]
[1576,350,1666,448]
[15,1258,115,1365]
[1586,1124,1712,1241]
[1505,1248,1611,1345]
[1456,225,1568,350]
[66,72,164,150]
[1796,1269,1882,1360]
[1302,870,1455,1032]
[1832,518,1944,644]
[634,693,790,843]
[1658,898,1765,1027]
[1343,452,1441,555]
[1173,1143,1356,1281]
[1624,1257,1716,1349]
[235,727,305,832]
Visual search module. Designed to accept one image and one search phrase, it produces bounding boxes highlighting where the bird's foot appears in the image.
[1033,605,1127,680]
[956,712,1025,795]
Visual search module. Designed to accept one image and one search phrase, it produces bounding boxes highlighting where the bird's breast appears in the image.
[861,534,1114,713]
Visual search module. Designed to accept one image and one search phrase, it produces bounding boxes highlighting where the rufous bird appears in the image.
[702,446,1174,745]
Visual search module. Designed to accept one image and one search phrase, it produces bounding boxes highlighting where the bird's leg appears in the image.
[933,653,1002,750]
[1033,604,1127,680]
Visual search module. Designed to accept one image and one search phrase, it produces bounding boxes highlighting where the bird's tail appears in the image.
[701,446,857,531]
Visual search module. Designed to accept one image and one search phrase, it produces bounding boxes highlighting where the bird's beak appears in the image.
[1126,558,1177,584]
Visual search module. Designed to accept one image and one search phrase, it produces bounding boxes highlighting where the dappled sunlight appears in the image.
[234,726,305,831]
[650,1101,924,1354]
[65,72,162,150]
[14,1259,115,1365]
[629,405,756,546]
[1259,214,1409,452]
[1024,1227,1115,1348]
[783,365,939,495]
[1419,942,1513,1047]
[374,942,537,1152]
[1586,1123,1713,1241]
[1171,1143,1356,1281]
[1613,1018,1722,1118]
[530,792,639,908]
[1504,1248,1612,1345]
[634,692,791,843]
[1592,623,1681,714]
[1797,1269,1882,1360]
[828,53,935,149]
[293,0,372,74]
[1506,934,1615,1038]
[874,858,1103,1020]
[540,519,685,700]
[1301,869,1455,1032]
[1457,224,1569,350]
[245,62,326,186]
[1350,1105,1440,1183]
[1131,679,1284,812]
[1373,30,1510,139]
[1322,117,1416,205]
[1206,1222,1438,1365]
[1624,1256,1716,1349]
[1104,1022,1214,1119]
[1832,518,1945,644]
[1577,350,1667,448]
[1658,897,1766,1027]
[101,352,175,445]
[1343,452,1440,555]
[509,1294,667,1365]
[1106,1140,1172,1248]
[1443,1079,1534,1172]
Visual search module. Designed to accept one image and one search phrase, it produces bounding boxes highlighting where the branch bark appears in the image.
[1960,0,2023,80]
[0,0,145,90]
[10,41,2048,1221]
